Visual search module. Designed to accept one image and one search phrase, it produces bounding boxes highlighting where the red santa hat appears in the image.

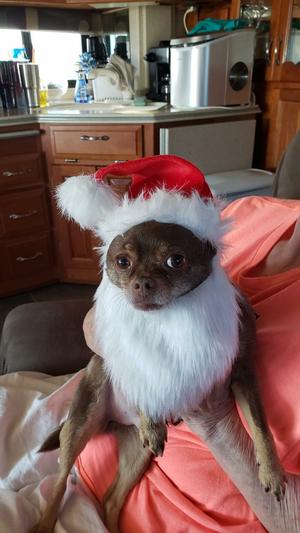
[94,155,212,200]
[56,155,224,250]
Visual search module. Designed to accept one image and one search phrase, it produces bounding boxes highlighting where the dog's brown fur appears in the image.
[32,179,285,533]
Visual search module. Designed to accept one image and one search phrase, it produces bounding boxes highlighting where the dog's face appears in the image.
[106,220,216,311]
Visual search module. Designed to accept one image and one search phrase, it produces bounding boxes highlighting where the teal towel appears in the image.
[187,18,249,36]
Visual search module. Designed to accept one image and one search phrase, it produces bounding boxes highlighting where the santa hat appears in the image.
[56,155,224,251]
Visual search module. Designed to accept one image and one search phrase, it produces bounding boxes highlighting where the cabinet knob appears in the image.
[9,210,38,220]
[16,251,43,262]
[80,135,110,142]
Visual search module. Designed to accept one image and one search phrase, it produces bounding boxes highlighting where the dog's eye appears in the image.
[116,256,131,269]
[166,254,186,269]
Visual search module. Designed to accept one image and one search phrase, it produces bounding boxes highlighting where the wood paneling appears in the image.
[182,1,231,33]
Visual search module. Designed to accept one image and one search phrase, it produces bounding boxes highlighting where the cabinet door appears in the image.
[238,1,283,81]
[247,0,300,81]
[51,165,101,284]
[279,0,300,80]
[258,82,300,169]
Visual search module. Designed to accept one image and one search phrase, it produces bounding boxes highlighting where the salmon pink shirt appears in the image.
[77,196,300,533]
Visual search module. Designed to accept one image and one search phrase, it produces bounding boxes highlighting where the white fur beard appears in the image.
[94,258,240,421]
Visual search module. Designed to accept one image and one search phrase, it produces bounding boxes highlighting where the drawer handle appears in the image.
[9,210,38,220]
[3,170,25,177]
[3,169,32,177]
[64,158,79,163]
[80,135,110,142]
[16,251,43,262]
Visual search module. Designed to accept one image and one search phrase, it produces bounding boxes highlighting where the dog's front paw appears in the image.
[103,498,120,533]
[139,418,167,457]
[258,459,287,502]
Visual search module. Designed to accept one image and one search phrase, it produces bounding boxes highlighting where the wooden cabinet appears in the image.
[42,123,150,283]
[66,0,175,4]
[0,127,56,296]
[233,0,300,170]
[50,164,100,283]
[0,1,91,7]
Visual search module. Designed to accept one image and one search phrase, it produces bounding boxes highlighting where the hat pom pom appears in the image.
[56,175,120,230]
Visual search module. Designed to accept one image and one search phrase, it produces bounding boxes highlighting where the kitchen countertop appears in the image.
[0,103,260,127]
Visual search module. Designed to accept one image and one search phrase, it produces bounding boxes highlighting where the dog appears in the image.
[33,159,285,533]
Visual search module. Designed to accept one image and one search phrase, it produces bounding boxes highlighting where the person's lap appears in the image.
[78,196,300,532]
[77,422,265,532]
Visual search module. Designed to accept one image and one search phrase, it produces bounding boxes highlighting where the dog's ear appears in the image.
[55,174,122,230]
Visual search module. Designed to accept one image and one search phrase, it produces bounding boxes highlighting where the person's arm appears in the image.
[185,383,300,533]
[83,306,102,356]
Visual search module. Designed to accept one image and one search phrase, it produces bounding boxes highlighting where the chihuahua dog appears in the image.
[33,173,285,533]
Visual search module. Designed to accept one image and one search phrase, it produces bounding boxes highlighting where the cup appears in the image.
[18,63,40,108]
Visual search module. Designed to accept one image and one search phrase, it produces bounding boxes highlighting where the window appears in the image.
[30,30,82,88]
[0,29,23,60]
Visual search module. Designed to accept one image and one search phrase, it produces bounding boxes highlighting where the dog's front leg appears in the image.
[232,294,286,501]
[231,362,286,501]
[103,423,152,533]
[33,355,110,533]
[139,412,168,457]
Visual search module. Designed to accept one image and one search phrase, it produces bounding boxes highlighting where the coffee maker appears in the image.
[144,42,170,102]
[82,35,108,66]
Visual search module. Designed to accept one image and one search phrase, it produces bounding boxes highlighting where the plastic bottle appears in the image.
[74,71,89,103]
[39,80,49,107]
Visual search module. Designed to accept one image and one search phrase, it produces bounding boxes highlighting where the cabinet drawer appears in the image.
[0,128,41,157]
[50,165,95,188]
[0,153,43,190]
[50,125,143,162]
[4,233,53,280]
[0,189,49,238]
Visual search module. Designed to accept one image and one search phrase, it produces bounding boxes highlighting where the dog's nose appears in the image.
[133,277,156,295]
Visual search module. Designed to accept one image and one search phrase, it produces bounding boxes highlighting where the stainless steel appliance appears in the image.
[144,43,170,102]
[170,29,255,108]
[18,63,40,108]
